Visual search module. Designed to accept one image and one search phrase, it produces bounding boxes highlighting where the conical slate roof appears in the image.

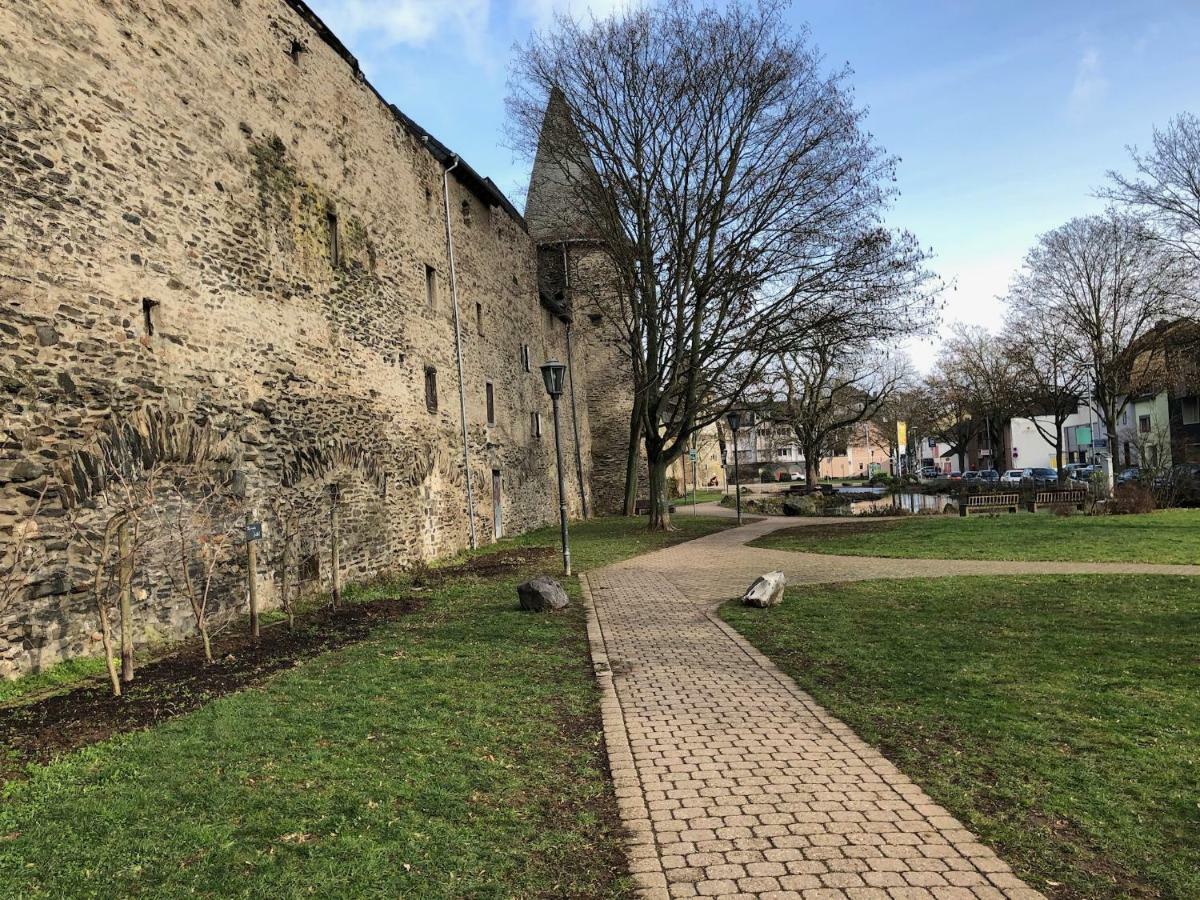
[525,88,603,244]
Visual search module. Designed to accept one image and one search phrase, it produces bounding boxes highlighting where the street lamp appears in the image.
[726,409,743,525]
[541,360,571,576]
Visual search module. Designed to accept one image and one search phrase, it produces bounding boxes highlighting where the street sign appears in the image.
[244,521,262,542]
[688,449,697,462]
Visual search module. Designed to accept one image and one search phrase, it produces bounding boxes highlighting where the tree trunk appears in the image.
[330,486,341,608]
[804,444,819,487]
[647,455,673,530]
[199,621,213,664]
[281,533,295,629]
[1055,421,1065,480]
[957,449,966,472]
[92,519,121,697]
[117,520,134,684]
[622,394,643,516]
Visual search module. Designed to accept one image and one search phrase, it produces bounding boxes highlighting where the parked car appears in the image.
[920,466,941,479]
[1069,465,1096,481]
[961,470,980,482]
[1030,467,1060,485]
[1000,468,1026,485]
[976,469,1000,483]
[1116,466,1141,485]
[947,471,963,480]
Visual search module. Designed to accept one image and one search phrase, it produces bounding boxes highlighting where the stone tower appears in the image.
[525,90,643,515]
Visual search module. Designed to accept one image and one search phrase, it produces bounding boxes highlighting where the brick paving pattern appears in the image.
[585,513,1200,899]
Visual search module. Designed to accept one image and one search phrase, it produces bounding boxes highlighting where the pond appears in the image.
[845,492,958,515]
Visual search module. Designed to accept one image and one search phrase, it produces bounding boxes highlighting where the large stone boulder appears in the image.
[741,571,786,608]
[517,576,570,612]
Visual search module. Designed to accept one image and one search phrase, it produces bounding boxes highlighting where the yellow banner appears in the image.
[897,420,907,446]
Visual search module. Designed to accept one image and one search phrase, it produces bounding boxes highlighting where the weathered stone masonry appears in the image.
[0,0,630,677]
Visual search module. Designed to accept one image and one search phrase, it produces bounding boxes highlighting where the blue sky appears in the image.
[307,0,1200,369]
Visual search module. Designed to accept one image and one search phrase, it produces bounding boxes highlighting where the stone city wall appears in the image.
[0,0,617,677]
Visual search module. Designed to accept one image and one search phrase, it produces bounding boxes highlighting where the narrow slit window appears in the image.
[486,382,495,426]
[141,298,158,336]
[521,343,531,372]
[476,302,483,336]
[531,411,542,439]
[425,264,437,309]
[326,207,339,266]
[425,366,438,413]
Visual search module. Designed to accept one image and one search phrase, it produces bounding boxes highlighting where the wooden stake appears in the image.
[118,519,134,683]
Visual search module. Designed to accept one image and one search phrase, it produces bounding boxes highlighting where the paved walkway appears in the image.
[584,514,1200,899]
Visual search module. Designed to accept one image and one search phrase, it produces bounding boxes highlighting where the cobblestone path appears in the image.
[583,513,1200,899]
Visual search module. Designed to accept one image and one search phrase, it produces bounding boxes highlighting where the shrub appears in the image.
[1110,483,1156,515]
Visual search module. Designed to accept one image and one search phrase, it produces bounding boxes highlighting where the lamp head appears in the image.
[540,359,567,398]
[725,409,742,432]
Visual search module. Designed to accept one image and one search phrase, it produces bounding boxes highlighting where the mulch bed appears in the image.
[0,545,560,781]
[0,595,422,779]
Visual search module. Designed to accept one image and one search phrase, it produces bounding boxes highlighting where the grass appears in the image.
[673,489,726,504]
[722,575,1200,900]
[749,508,1200,564]
[0,514,735,898]
[0,656,108,705]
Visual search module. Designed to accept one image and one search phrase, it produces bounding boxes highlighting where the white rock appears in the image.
[741,571,785,608]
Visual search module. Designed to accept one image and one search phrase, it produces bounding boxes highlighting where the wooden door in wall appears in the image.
[492,469,503,540]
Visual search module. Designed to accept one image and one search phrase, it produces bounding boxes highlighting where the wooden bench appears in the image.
[960,492,1020,516]
[1029,489,1087,513]
[634,501,677,515]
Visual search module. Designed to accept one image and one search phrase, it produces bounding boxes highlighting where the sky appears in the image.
[307,0,1200,370]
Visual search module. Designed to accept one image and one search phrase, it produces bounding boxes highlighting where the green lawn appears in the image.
[722,575,1200,900]
[673,489,726,504]
[0,515,734,898]
[749,508,1200,564]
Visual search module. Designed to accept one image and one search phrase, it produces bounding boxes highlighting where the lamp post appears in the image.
[541,360,571,576]
[726,409,743,526]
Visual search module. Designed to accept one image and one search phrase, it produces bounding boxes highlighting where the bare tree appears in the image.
[935,325,1021,472]
[1104,112,1200,264]
[760,340,909,485]
[915,370,979,475]
[0,481,51,622]
[1002,303,1088,477]
[69,510,124,697]
[159,477,237,664]
[509,1,938,527]
[1009,211,1196,461]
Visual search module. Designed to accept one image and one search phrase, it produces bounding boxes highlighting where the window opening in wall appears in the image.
[476,302,483,336]
[587,312,602,325]
[1182,396,1200,426]
[521,343,531,372]
[486,382,495,425]
[425,366,438,413]
[461,199,471,226]
[141,298,159,336]
[288,38,307,63]
[531,411,542,438]
[326,206,339,266]
[1139,414,1152,434]
[425,264,437,309]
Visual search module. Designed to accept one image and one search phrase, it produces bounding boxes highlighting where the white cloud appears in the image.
[1069,46,1108,108]
[308,0,490,49]
[514,0,638,29]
